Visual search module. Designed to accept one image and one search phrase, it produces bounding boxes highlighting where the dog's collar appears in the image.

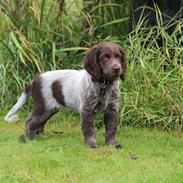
[98,79,113,96]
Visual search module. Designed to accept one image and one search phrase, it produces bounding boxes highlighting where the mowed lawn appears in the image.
[0,110,183,183]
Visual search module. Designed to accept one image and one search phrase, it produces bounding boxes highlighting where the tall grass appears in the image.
[120,5,183,131]
[90,0,131,36]
[0,0,182,131]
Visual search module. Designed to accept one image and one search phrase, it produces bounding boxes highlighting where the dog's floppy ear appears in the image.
[118,46,126,80]
[84,45,102,82]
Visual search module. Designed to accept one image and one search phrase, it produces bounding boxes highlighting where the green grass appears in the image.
[0,111,183,183]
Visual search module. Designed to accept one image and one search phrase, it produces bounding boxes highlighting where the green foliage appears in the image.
[0,0,182,130]
[119,5,183,130]
[90,0,131,36]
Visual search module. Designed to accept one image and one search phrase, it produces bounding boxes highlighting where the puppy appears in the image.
[5,42,126,148]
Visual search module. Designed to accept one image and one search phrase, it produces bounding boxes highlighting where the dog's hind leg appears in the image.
[26,109,58,140]
[25,75,60,139]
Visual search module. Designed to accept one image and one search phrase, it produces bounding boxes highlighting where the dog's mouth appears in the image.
[103,74,119,81]
[103,71,121,81]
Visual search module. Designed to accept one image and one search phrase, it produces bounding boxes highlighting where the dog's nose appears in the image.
[112,65,120,73]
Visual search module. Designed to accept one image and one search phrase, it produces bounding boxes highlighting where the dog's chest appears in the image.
[93,91,111,112]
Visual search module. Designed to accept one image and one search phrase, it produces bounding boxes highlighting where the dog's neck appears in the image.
[85,70,115,96]
[98,78,113,96]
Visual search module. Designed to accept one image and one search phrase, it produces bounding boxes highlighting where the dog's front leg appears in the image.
[104,105,122,149]
[80,110,97,148]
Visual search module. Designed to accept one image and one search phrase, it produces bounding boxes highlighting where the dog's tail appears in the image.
[4,83,32,123]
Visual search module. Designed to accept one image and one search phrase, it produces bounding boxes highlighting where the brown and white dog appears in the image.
[5,42,126,148]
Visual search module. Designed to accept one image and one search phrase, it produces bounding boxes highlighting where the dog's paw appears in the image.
[85,138,98,148]
[4,114,19,123]
[107,143,123,149]
[106,139,123,149]
[114,143,123,149]
[85,143,98,148]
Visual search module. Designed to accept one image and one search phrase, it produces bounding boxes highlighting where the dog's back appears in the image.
[4,69,89,122]
[40,69,88,111]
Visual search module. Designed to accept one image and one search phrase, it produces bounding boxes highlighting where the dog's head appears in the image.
[84,42,126,82]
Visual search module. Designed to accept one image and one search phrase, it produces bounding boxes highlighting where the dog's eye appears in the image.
[103,54,110,59]
[115,53,120,58]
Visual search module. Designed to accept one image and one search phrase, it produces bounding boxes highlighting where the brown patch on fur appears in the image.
[31,75,45,116]
[52,80,65,106]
